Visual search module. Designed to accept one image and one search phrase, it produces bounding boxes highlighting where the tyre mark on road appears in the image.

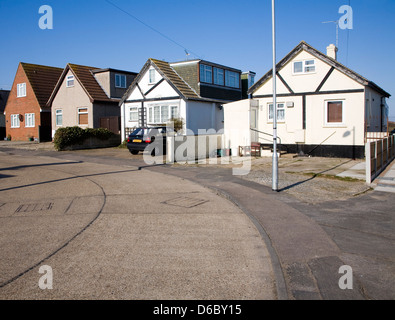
[0,172,107,289]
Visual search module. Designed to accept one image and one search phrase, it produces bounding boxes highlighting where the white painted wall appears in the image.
[51,69,92,133]
[223,99,251,156]
[186,101,223,135]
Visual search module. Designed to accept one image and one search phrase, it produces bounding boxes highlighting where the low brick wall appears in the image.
[62,134,121,151]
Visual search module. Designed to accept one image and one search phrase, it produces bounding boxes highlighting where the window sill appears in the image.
[324,124,347,128]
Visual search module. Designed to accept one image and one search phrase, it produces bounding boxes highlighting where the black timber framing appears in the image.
[144,78,165,96]
[315,66,335,92]
[124,96,181,103]
[261,143,365,159]
[302,95,306,130]
[253,88,365,99]
[277,72,294,94]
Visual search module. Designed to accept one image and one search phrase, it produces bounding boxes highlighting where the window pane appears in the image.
[200,65,212,83]
[161,106,169,123]
[154,106,160,123]
[148,107,153,123]
[327,102,343,123]
[130,107,138,121]
[305,65,315,73]
[149,69,155,83]
[225,70,239,88]
[277,109,285,121]
[25,113,35,127]
[294,62,303,73]
[67,76,74,87]
[56,110,62,126]
[213,67,224,85]
[171,106,178,119]
[78,108,88,125]
[268,104,274,120]
[17,83,26,97]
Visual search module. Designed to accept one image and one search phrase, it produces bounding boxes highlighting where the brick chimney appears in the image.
[327,44,338,60]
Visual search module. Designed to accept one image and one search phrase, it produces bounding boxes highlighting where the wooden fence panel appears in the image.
[366,135,395,184]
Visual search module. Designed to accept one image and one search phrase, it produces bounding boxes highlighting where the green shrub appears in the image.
[53,127,114,151]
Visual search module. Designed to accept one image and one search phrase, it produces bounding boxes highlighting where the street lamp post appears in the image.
[272,0,278,191]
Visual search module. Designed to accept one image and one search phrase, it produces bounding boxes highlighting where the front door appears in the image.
[250,107,258,143]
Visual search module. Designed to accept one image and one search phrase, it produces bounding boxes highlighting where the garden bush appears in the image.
[53,126,114,151]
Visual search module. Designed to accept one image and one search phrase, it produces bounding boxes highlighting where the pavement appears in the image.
[0,140,394,300]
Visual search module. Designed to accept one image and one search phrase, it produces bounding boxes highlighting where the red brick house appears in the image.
[4,62,63,141]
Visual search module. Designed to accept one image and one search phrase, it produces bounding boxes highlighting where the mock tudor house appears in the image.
[47,64,137,136]
[224,41,391,158]
[4,63,63,141]
[120,58,253,141]
[0,90,10,139]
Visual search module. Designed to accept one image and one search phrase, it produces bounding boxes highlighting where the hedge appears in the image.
[53,127,114,151]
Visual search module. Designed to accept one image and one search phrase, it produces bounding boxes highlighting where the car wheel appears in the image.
[130,150,139,155]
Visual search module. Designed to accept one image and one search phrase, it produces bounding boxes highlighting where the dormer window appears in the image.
[293,59,316,74]
[66,75,75,87]
[200,65,213,84]
[115,74,126,88]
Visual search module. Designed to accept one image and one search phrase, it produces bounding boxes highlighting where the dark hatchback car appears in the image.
[127,126,173,155]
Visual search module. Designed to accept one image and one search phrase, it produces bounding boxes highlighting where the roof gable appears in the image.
[20,63,63,108]
[48,63,116,105]
[249,41,390,98]
[120,59,199,105]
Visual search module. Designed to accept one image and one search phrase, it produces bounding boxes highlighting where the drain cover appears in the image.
[15,202,54,213]
[162,197,208,208]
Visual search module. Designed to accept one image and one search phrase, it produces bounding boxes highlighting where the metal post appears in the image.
[272,0,278,191]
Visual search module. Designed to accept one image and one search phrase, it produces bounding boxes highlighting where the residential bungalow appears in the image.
[47,64,137,136]
[120,58,253,141]
[224,41,391,158]
[0,89,10,139]
[4,63,63,141]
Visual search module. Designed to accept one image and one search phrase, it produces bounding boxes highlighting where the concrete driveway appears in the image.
[0,150,276,299]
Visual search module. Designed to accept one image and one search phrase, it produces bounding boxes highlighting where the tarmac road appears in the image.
[0,150,276,300]
[0,143,394,300]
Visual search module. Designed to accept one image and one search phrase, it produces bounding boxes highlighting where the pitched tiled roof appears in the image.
[68,64,115,103]
[149,59,199,99]
[21,63,63,109]
[48,63,118,106]
[0,90,10,112]
[248,41,390,98]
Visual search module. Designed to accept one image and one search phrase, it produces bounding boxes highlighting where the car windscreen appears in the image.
[130,128,145,136]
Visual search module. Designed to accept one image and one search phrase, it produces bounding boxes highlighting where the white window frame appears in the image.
[324,100,346,127]
[77,107,89,125]
[148,105,179,124]
[25,113,35,128]
[149,69,156,84]
[200,64,213,84]
[55,109,63,127]
[268,103,285,122]
[129,106,139,122]
[293,59,316,75]
[115,74,126,88]
[66,75,75,87]
[11,114,20,128]
[17,83,26,97]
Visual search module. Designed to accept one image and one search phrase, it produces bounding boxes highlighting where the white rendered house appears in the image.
[224,41,391,158]
[120,58,251,141]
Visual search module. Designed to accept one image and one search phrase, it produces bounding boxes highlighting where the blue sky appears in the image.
[0,0,394,120]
